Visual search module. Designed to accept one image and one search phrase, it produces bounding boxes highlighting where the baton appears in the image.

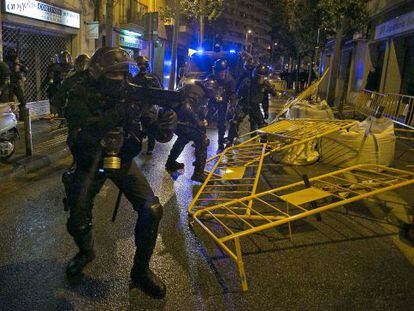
[112,189,123,222]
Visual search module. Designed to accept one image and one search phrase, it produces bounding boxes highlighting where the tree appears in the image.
[270,0,321,92]
[318,0,367,109]
[160,0,224,89]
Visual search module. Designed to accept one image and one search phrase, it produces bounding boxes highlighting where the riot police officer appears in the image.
[53,54,91,117]
[132,56,163,155]
[236,58,255,90]
[0,60,11,103]
[207,59,237,153]
[44,50,74,116]
[63,47,177,299]
[165,82,210,183]
[4,48,28,120]
[227,64,276,147]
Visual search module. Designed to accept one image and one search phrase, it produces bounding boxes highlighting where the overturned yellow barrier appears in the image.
[189,164,414,291]
[191,119,357,216]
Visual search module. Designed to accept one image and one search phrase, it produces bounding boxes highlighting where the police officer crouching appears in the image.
[165,81,210,183]
[227,64,276,147]
[63,47,177,299]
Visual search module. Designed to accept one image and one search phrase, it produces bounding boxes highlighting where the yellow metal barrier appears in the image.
[194,119,357,214]
[190,164,414,291]
[276,68,330,119]
[354,90,414,130]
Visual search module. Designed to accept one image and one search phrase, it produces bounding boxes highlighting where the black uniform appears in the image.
[236,58,255,91]
[44,60,73,116]
[5,49,27,118]
[207,73,236,150]
[132,72,163,154]
[63,47,177,299]
[0,61,11,103]
[227,67,275,146]
[165,83,209,182]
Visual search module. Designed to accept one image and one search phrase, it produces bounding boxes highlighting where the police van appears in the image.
[177,50,250,88]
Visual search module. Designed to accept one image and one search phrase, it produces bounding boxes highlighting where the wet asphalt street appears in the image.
[1,129,414,310]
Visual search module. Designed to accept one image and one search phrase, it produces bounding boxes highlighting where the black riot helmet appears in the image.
[58,50,73,65]
[136,55,150,74]
[51,53,59,64]
[252,64,269,84]
[213,59,229,80]
[5,48,18,62]
[74,54,91,72]
[89,47,134,81]
[243,58,255,71]
[202,78,219,98]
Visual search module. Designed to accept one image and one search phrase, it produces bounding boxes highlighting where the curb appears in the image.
[0,147,70,183]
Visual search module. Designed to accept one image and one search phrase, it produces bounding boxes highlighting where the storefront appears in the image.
[1,0,82,104]
[370,8,414,95]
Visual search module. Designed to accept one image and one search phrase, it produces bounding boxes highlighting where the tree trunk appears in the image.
[295,54,301,93]
[105,0,114,47]
[168,1,180,90]
[326,19,346,107]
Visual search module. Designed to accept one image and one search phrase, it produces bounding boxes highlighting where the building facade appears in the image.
[320,0,414,105]
[0,0,177,108]
[0,0,95,104]
[213,0,272,59]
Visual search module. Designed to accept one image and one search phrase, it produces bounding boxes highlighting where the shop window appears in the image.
[366,40,386,92]
[400,35,414,96]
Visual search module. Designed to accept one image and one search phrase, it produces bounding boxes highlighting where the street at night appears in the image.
[1,0,414,309]
[1,128,414,310]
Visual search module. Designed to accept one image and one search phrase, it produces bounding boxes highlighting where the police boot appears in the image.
[217,144,225,154]
[66,232,95,277]
[131,200,166,299]
[191,168,206,183]
[165,159,184,172]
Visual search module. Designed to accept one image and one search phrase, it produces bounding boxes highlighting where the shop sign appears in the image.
[119,33,143,49]
[375,10,414,40]
[86,21,99,39]
[4,0,80,29]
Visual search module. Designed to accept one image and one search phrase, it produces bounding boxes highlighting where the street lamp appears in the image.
[245,29,253,53]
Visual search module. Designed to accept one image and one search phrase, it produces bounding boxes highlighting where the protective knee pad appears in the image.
[67,218,92,238]
[149,197,163,223]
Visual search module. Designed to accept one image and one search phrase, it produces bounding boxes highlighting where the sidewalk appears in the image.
[0,119,69,182]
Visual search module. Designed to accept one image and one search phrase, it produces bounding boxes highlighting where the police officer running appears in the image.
[63,47,177,299]
[131,56,163,155]
[227,64,276,147]
[207,59,237,153]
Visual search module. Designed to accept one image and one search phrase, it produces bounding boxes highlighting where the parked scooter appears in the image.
[0,102,19,161]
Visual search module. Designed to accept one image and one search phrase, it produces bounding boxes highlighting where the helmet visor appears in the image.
[102,61,139,80]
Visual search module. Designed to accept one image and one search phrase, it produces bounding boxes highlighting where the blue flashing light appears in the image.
[164,60,172,66]
[197,48,204,54]
[229,49,236,54]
